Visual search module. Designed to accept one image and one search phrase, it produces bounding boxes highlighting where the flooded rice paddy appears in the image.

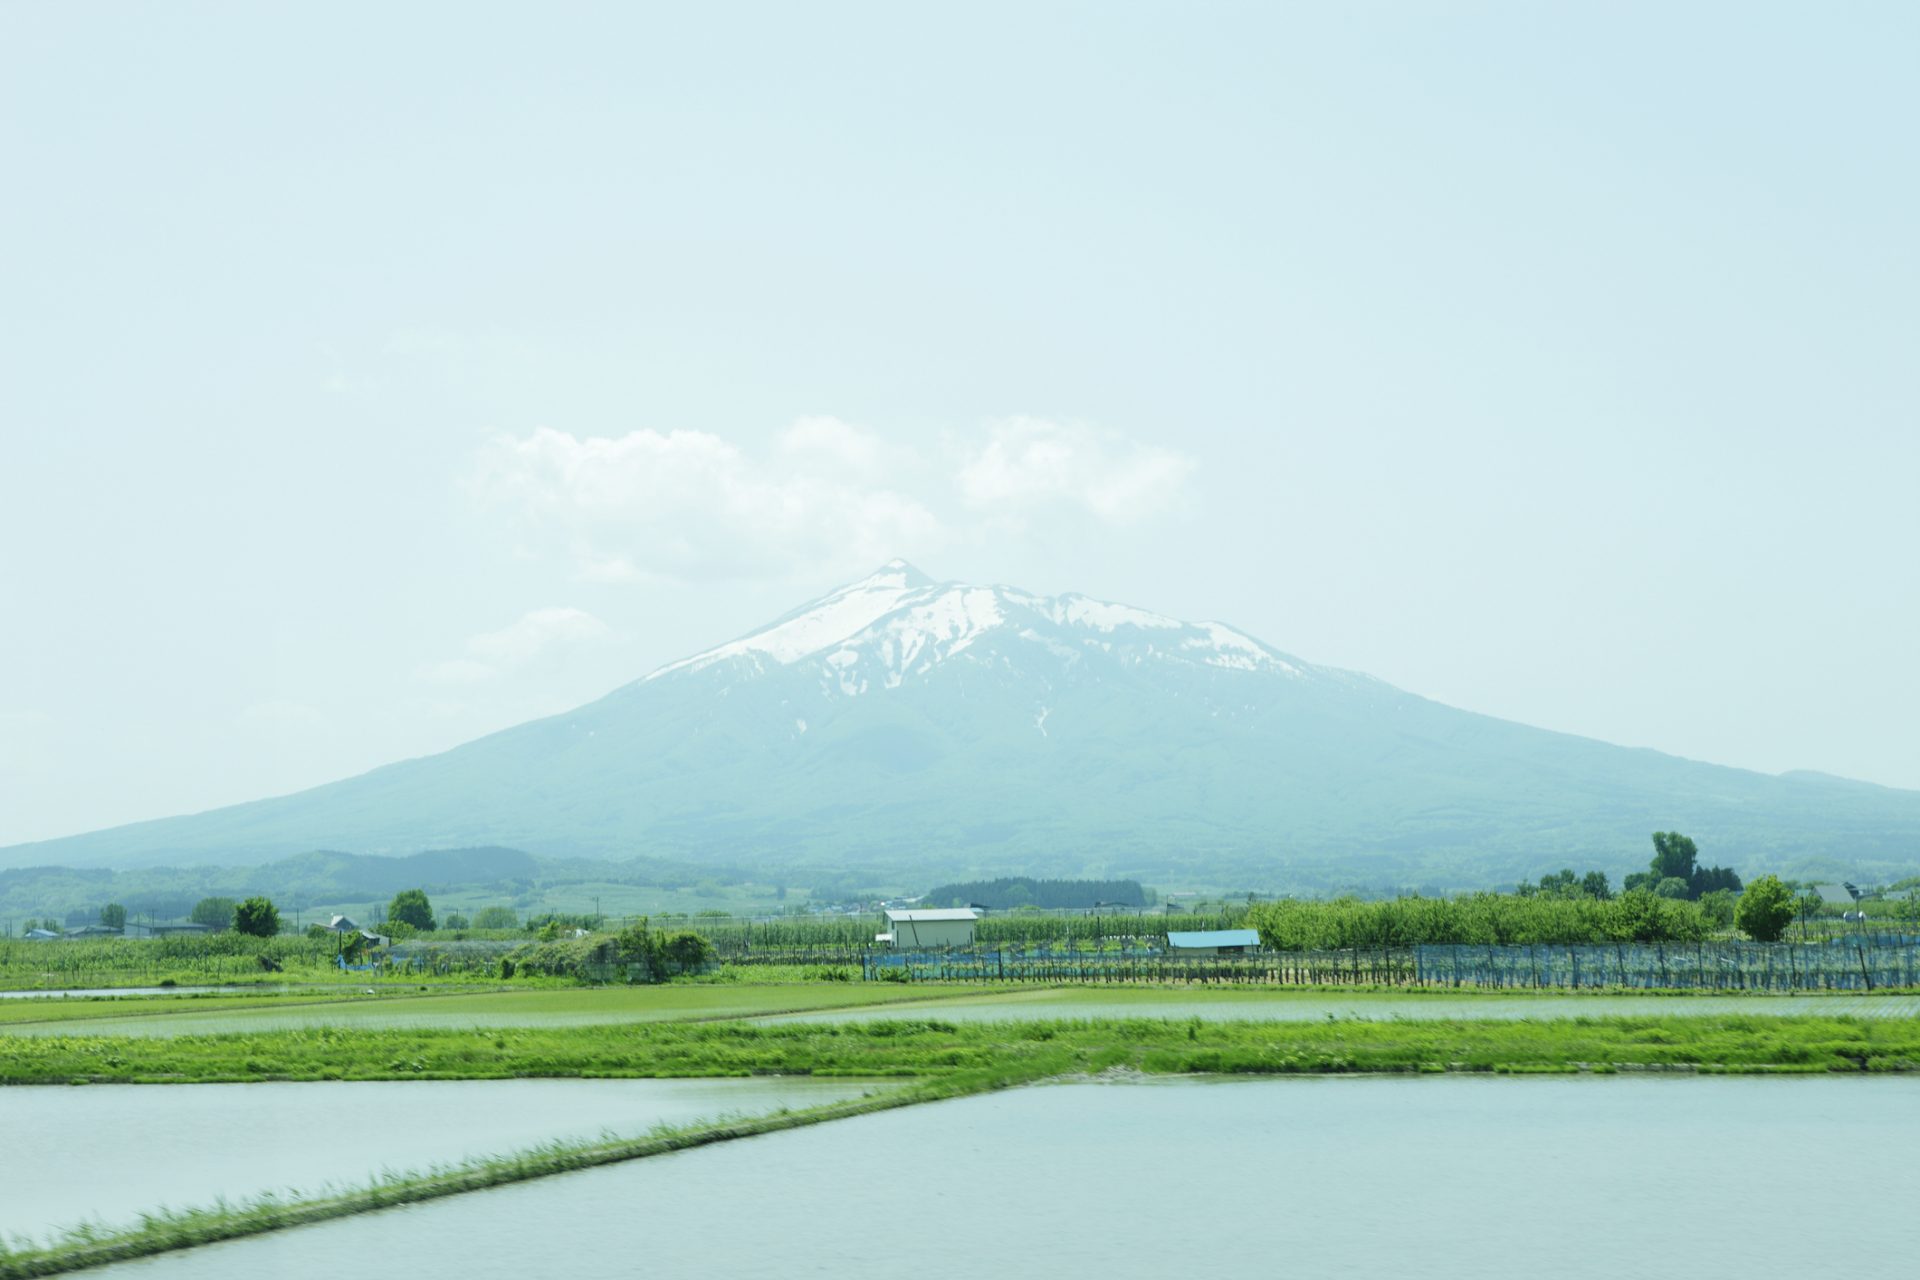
[0,1076,886,1245]
[88,1074,1920,1279]
[0,986,231,1000]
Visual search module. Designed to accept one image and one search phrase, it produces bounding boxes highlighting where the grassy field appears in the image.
[5,1012,1919,1086]
[762,984,1920,1023]
[9,980,1920,1038]
[0,981,996,1037]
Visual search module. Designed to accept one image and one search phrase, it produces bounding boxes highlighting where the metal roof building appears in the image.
[877,908,980,950]
[1812,883,1860,907]
[1166,928,1260,956]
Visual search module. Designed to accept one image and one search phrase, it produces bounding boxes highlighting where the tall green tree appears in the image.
[1651,832,1699,882]
[387,888,436,932]
[1735,875,1796,942]
[662,931,716,973]
[1643,832,1742,901]
[233,896,280,937]
[191,897,237,929]
[99,903,127,929]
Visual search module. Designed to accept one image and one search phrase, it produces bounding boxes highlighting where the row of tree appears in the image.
[1252,830,1804,948]
[1620,831,1743,900]
[1516,834,1745,906]
[1249,890,1715,949]
[502,918,716,982]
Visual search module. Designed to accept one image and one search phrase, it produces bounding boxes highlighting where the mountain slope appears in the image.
[9,561,1920,887]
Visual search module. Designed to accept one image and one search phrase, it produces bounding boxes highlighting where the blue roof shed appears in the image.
[1166,929,1260,953]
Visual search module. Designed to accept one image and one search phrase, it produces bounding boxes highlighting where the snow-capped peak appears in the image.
[860,558,933,591]
[646,561,933,680]
[644,562,1303,687]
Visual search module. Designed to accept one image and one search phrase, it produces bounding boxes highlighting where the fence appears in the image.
[863,944,1413,986]
[856,936,1920,991]
[1413,937,1920,991]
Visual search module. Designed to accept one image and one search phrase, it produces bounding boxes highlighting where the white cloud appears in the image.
[776,415,894,481]
[424,607,612,684]
[954,417,1195,524]
[470,421,943,582]
[470,415,1194,583]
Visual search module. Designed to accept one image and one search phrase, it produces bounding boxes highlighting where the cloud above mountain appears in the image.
[954,417,1196,526]
[471,416,1195,583]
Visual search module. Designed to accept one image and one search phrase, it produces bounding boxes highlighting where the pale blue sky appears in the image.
[3,2,1916,846]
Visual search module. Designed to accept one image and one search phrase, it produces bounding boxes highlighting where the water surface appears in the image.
[0,986,229,1000]
[0,1076,884,1245]
[93,1075,1920,1279]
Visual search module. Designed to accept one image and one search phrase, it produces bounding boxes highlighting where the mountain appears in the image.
[8,561,1920,888]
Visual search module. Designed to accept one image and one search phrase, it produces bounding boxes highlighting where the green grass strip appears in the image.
[5,1013,1920,1085]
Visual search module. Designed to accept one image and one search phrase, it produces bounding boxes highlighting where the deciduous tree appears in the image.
[1735,875,1796,942]
[1651,831,1699,882]
[387,888,436,932]
[234,896,280,937]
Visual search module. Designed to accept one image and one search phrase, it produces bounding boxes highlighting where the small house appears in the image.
[878,908,980,950]
[1812,884,1859,908]
[1166,929,1260,957]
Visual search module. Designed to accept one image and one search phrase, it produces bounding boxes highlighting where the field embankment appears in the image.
[6,1013,1920,1086]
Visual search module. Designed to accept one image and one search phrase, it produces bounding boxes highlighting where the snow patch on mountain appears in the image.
[1188,622,1297,674]
[839,586,1005,689]
[1045,594,1182,632]
[646,560,1308,693]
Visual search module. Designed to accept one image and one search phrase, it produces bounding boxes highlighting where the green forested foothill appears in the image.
[5,1013,1918,1085]
[923,878,1150,910]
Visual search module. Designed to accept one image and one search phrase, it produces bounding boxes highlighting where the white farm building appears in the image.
[877,908,981,950]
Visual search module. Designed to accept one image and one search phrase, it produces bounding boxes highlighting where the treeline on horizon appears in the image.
[0,846,784,922]
[923,877,1150,910]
